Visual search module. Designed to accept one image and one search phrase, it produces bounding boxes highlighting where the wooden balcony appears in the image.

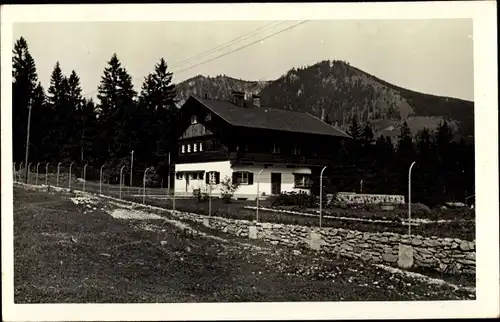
[176,150,230,164]
[228,152,329,166]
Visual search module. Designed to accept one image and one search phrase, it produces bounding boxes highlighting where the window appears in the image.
[272,143,280,154]
[294,174,312,188]
[187,144,191,153]
[206,171,220,184]
[191,171,203,180]
[205,113,212,121]
[209,172,216,184]
[233,171,254,185]
[199,142,203,152]
[181,145,185,154]
[193,143,198,152]
[191,115,198,124]
[176,172,184,180]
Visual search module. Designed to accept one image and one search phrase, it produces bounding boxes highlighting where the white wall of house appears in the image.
[231,163,311,199]
[175,161,312,199]
[175,161,232,196]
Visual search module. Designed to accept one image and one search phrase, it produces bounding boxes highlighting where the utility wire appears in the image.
[82,20,308,97]
[169,20,287,69]
[172,20,310,75]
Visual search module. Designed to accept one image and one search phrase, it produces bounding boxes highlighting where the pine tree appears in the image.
[138,58,178,184]
[46,62,72,162]
[30,82,48,162]
[433,118,455,200]
[78,98,99,166]
[12,37,39,162]
[96,53,137,176]
[396,121,415,159]
[361,122,374,143]
[347,115,362,140]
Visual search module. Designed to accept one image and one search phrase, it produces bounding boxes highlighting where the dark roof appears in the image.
[189,96,351,138]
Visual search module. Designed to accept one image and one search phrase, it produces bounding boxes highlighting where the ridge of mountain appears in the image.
[175,60,474,140]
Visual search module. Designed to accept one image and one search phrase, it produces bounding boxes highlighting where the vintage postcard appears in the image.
[1,2,498,321]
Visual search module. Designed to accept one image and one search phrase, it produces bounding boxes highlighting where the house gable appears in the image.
[176,96,232,142]
[180,122,214,140]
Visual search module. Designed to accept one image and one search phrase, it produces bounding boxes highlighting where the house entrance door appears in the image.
[271,172,281,195]
[185,174,190,193]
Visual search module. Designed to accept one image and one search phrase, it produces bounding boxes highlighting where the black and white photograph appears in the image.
[1,2,498,321]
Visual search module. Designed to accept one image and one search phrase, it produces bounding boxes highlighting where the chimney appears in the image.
[232,90,245,107]
[252,94,260,107]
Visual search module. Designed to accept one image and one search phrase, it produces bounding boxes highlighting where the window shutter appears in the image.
[248,172,254,185]
[215,172,220,184]
[206,172,210,184]
[232,172,238,184]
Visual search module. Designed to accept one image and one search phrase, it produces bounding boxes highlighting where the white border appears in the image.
[1,2,498,321]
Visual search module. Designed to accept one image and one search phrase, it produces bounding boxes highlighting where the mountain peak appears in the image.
[175,60,474,138]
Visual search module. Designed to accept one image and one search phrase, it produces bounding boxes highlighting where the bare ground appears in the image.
[13,185,475,303]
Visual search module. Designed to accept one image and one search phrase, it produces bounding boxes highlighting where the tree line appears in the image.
[12,37,178,186]
[12,36,474,206]
[322,116,475,207]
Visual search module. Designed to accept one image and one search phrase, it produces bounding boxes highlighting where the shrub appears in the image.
[398,203,431,214]
[271,191,317,209]
[220,175,240,203]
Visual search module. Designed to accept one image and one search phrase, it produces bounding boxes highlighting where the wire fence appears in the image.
[12,161,175,201]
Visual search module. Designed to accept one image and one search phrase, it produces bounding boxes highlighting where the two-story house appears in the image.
[174,91,350,200]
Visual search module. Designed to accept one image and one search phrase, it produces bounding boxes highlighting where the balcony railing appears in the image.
[228,152,329,166]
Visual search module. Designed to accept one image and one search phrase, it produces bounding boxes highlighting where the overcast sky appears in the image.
[13,19,474,101]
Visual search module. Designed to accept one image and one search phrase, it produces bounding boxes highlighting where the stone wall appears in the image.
[168,210,475,275]
[335,192,405,205]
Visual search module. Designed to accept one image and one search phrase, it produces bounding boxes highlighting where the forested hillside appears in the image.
[177,60,474,139]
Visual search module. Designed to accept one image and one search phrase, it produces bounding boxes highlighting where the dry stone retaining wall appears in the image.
[335,192,406,205]
[171,210,475,275]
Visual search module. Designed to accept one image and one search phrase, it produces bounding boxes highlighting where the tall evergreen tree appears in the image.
[96,53,137,178]
[78,98,99,166]
[29,82,48,162]
[46,62,72,162]
[433,119,455,200]
[347,115,362,140]
[137,58,178,184]
[65,70,85,163]
[12,37,39,163]
[396,121,415,159]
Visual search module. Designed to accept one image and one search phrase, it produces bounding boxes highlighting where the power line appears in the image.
[169,20,287,69]
[172,20,310,75]
[81,20,308,98]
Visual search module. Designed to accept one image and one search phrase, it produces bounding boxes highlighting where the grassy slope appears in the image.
[13,186,474,303]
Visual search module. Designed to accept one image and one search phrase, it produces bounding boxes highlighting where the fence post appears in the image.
[119,165,126,199]
[69,162,75,190]
[208,183,212,216]
[143,167,150,204]
[99,164,105,195]
[45,163,49,186]
[83,163,88,192]
[172,178,176,213]
[56,162,62,187]
[319,165,328,228]
[27,162,32,184]
[36,162,41,185]
[408,161,416,237]
[256,169,265,222]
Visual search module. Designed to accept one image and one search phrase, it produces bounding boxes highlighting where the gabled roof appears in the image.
[188,96,351,138]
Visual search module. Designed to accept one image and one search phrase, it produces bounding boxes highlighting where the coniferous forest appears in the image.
[12,37,475,207]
